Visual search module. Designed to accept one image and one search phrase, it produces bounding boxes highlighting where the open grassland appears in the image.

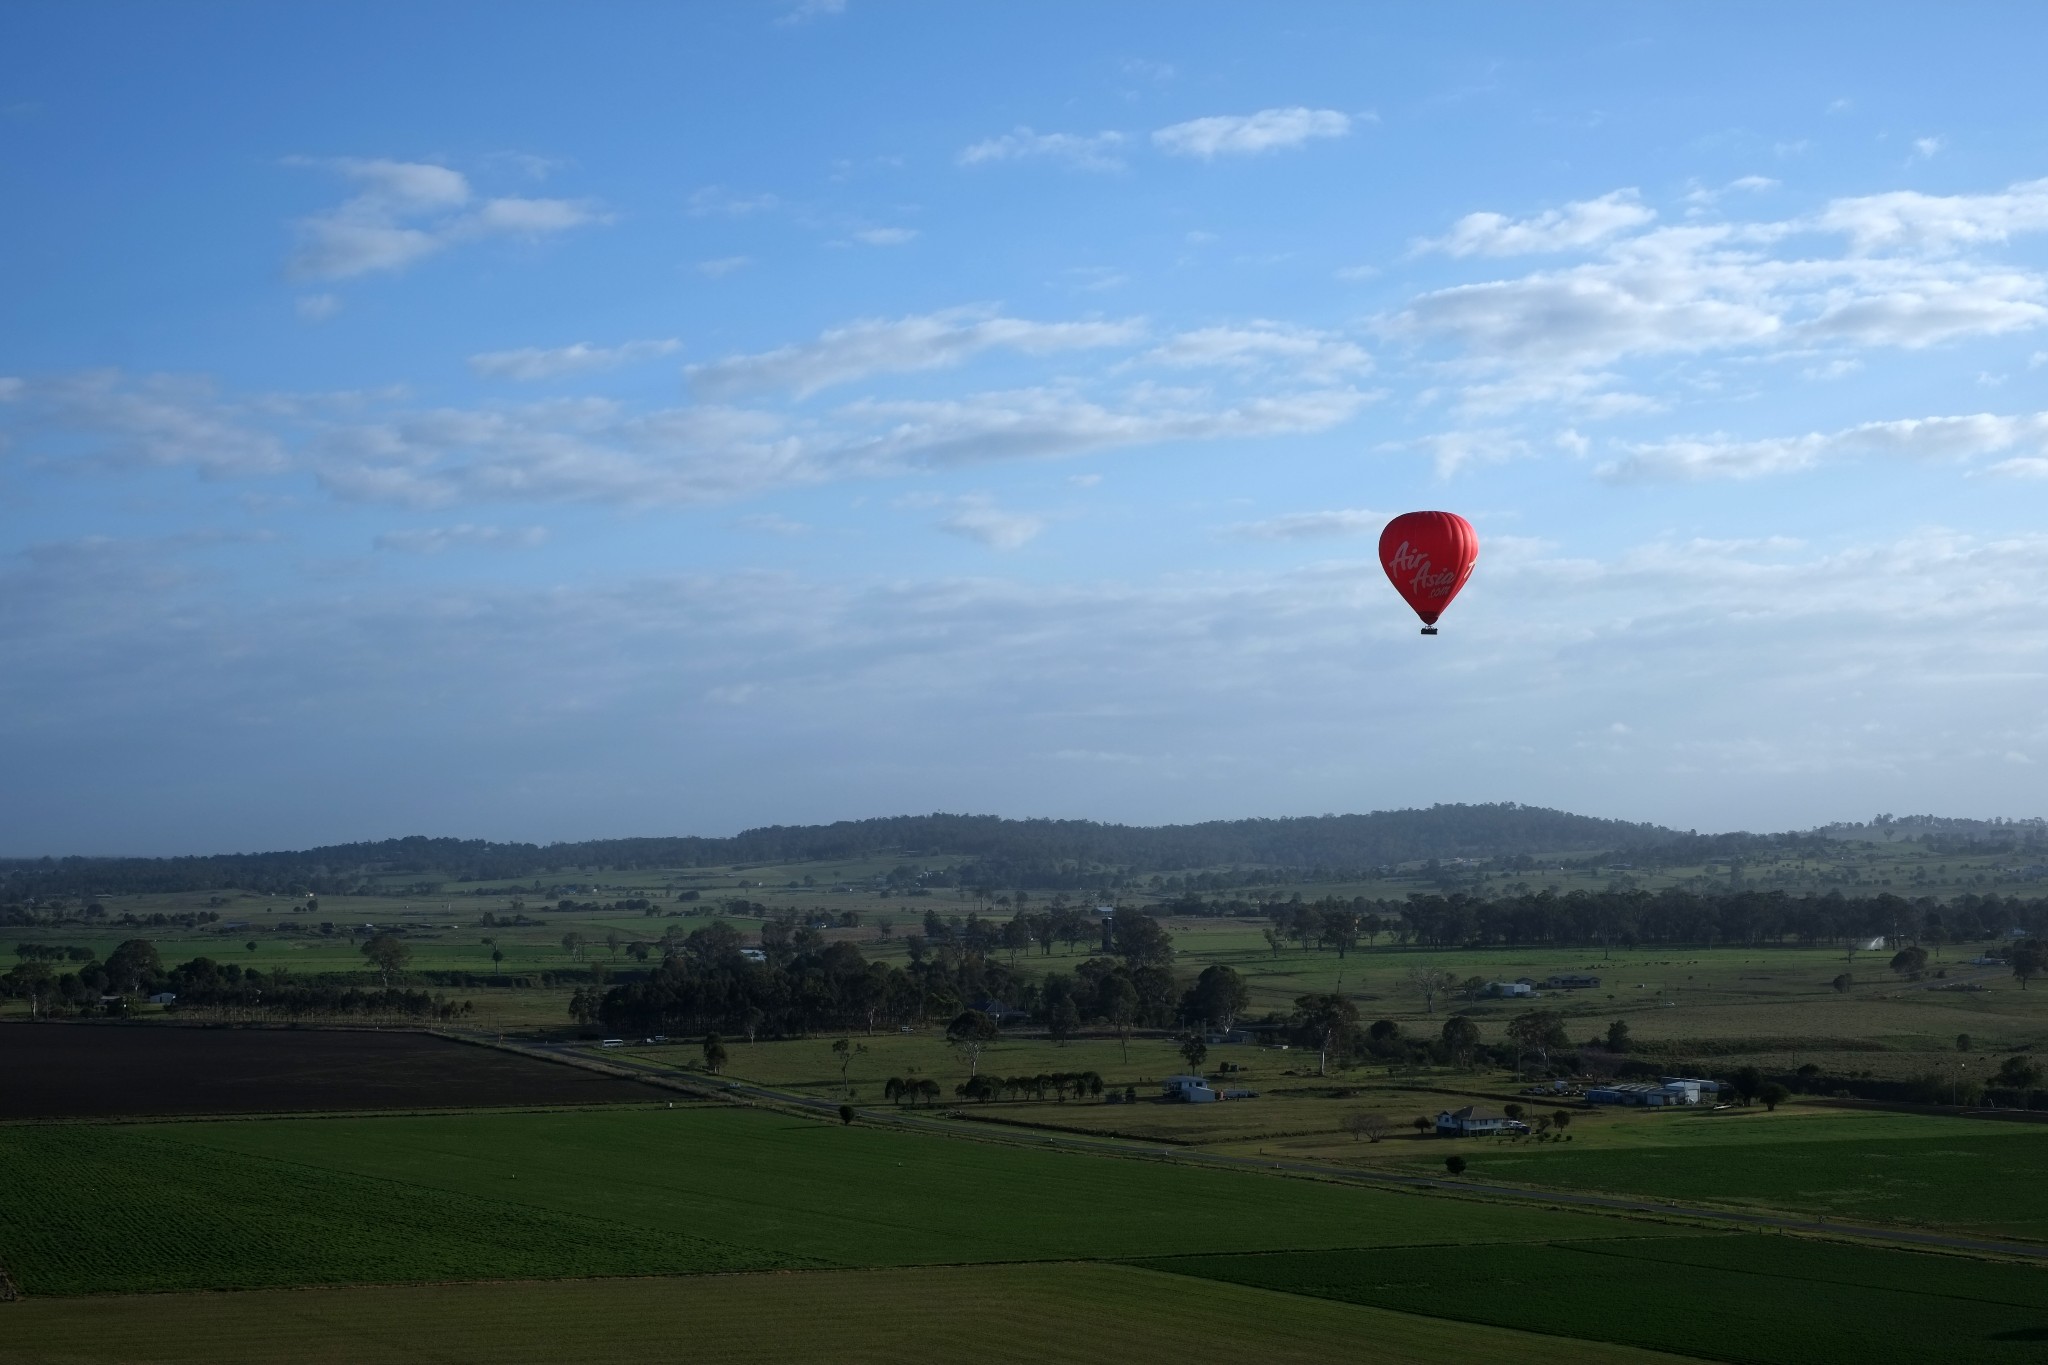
[0,1106,1688,1295]
[0,1262,1690,1365]
[1384,1107,2048,1240]
[0,1123,806,1295]
[1141,1235,2048,1365]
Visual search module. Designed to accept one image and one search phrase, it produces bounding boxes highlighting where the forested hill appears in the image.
[2,804,1675,897]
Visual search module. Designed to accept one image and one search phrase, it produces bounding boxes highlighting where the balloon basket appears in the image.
[1419,627,1438,635]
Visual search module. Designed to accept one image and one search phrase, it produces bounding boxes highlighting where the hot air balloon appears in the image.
[1379,511,1477,635]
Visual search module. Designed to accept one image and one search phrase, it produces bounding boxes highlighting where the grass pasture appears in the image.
[0,1262,1691,1365]
[161,1106,1673,1266]
[1141,1235,2048,1365]
[1387,1108,2048,1240]
[0,1123,806,1296]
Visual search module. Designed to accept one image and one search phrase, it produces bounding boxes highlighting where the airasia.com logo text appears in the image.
[1385,540,1459,600]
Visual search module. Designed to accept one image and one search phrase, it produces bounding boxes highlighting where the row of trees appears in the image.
[0,938,473,1023]
[587,910,1186,1040]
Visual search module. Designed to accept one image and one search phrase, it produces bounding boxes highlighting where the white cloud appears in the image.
[1228,508,1384,540]
[1138,322,1372,381]
[688,308,1145,398]
[7,308,1377,513]
[928,494,1045,550]
[1812,175,2048,253]
[468,339,681,382]
[1387,193,2048,410]
[839,385,1373,469]
[299,381,1367,509]
[296,294,342,322]
[374,524,548,553]
[697,256,751,278]
[1601,411,2048,482]
[28,520,2048,851]
[851,227,918,246]
[1421,190,1656,257]
[1,371,287,476]
[1911,136,1945,162]
[287,158,605,280]
[1152,107,1351,159]
[959,126,1126,172]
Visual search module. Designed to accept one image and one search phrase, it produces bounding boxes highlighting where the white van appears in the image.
[600,1038,625,1049]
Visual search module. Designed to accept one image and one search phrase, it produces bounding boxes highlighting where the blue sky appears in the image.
[5,2,2048,853]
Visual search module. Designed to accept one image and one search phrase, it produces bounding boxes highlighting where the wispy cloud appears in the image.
[1152,107,1352,159]
[959,127,1127,172]
[469,339,681,382]
[1385,177,2048,414]
[1600,411,2048,482]
[1419,189,1655,257]
[687,186,780,217]
[687,308,1145,398]
[919,493,1045,550]
[373,523,549,553]
[1227,508,1384,540]
[1138,322,1372,382]
[850,227,918,246]
[285,157,606,280]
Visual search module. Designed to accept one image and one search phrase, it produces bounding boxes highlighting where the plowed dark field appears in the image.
[0,1025,668,1118]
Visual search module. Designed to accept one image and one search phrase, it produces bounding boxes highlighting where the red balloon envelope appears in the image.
[1379,511,1478,634]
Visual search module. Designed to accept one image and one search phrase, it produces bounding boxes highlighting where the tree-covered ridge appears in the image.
[0,804,1677,897]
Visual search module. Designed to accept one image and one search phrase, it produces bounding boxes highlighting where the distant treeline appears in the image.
[1226,888,2048,948]
[0,941,474,1024]
[0,804,1678,898]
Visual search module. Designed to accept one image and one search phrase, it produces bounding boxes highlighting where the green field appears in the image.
[1141,1236,2048,1365]
[1387,1109,2048,1240]
[0,1262,1690,1365]
[0,1122,810,1295]
[0,1105,1687,1297]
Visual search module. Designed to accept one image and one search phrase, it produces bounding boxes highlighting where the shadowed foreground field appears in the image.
[0,1106,1675,1294]
[1141,1236,2048,1365]
[0,1263,1688,1365]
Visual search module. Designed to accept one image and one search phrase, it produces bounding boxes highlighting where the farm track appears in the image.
[540,1040,2048,1264]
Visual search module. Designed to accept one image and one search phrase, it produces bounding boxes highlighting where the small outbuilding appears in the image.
[1161,1074,1219,1103]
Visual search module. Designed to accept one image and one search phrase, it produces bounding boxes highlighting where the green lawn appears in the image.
[0,1105,1680,1295]
[1140,1235,2048,1365]
[0,1262,1691,1365]
[1391,1109,2048,1240]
